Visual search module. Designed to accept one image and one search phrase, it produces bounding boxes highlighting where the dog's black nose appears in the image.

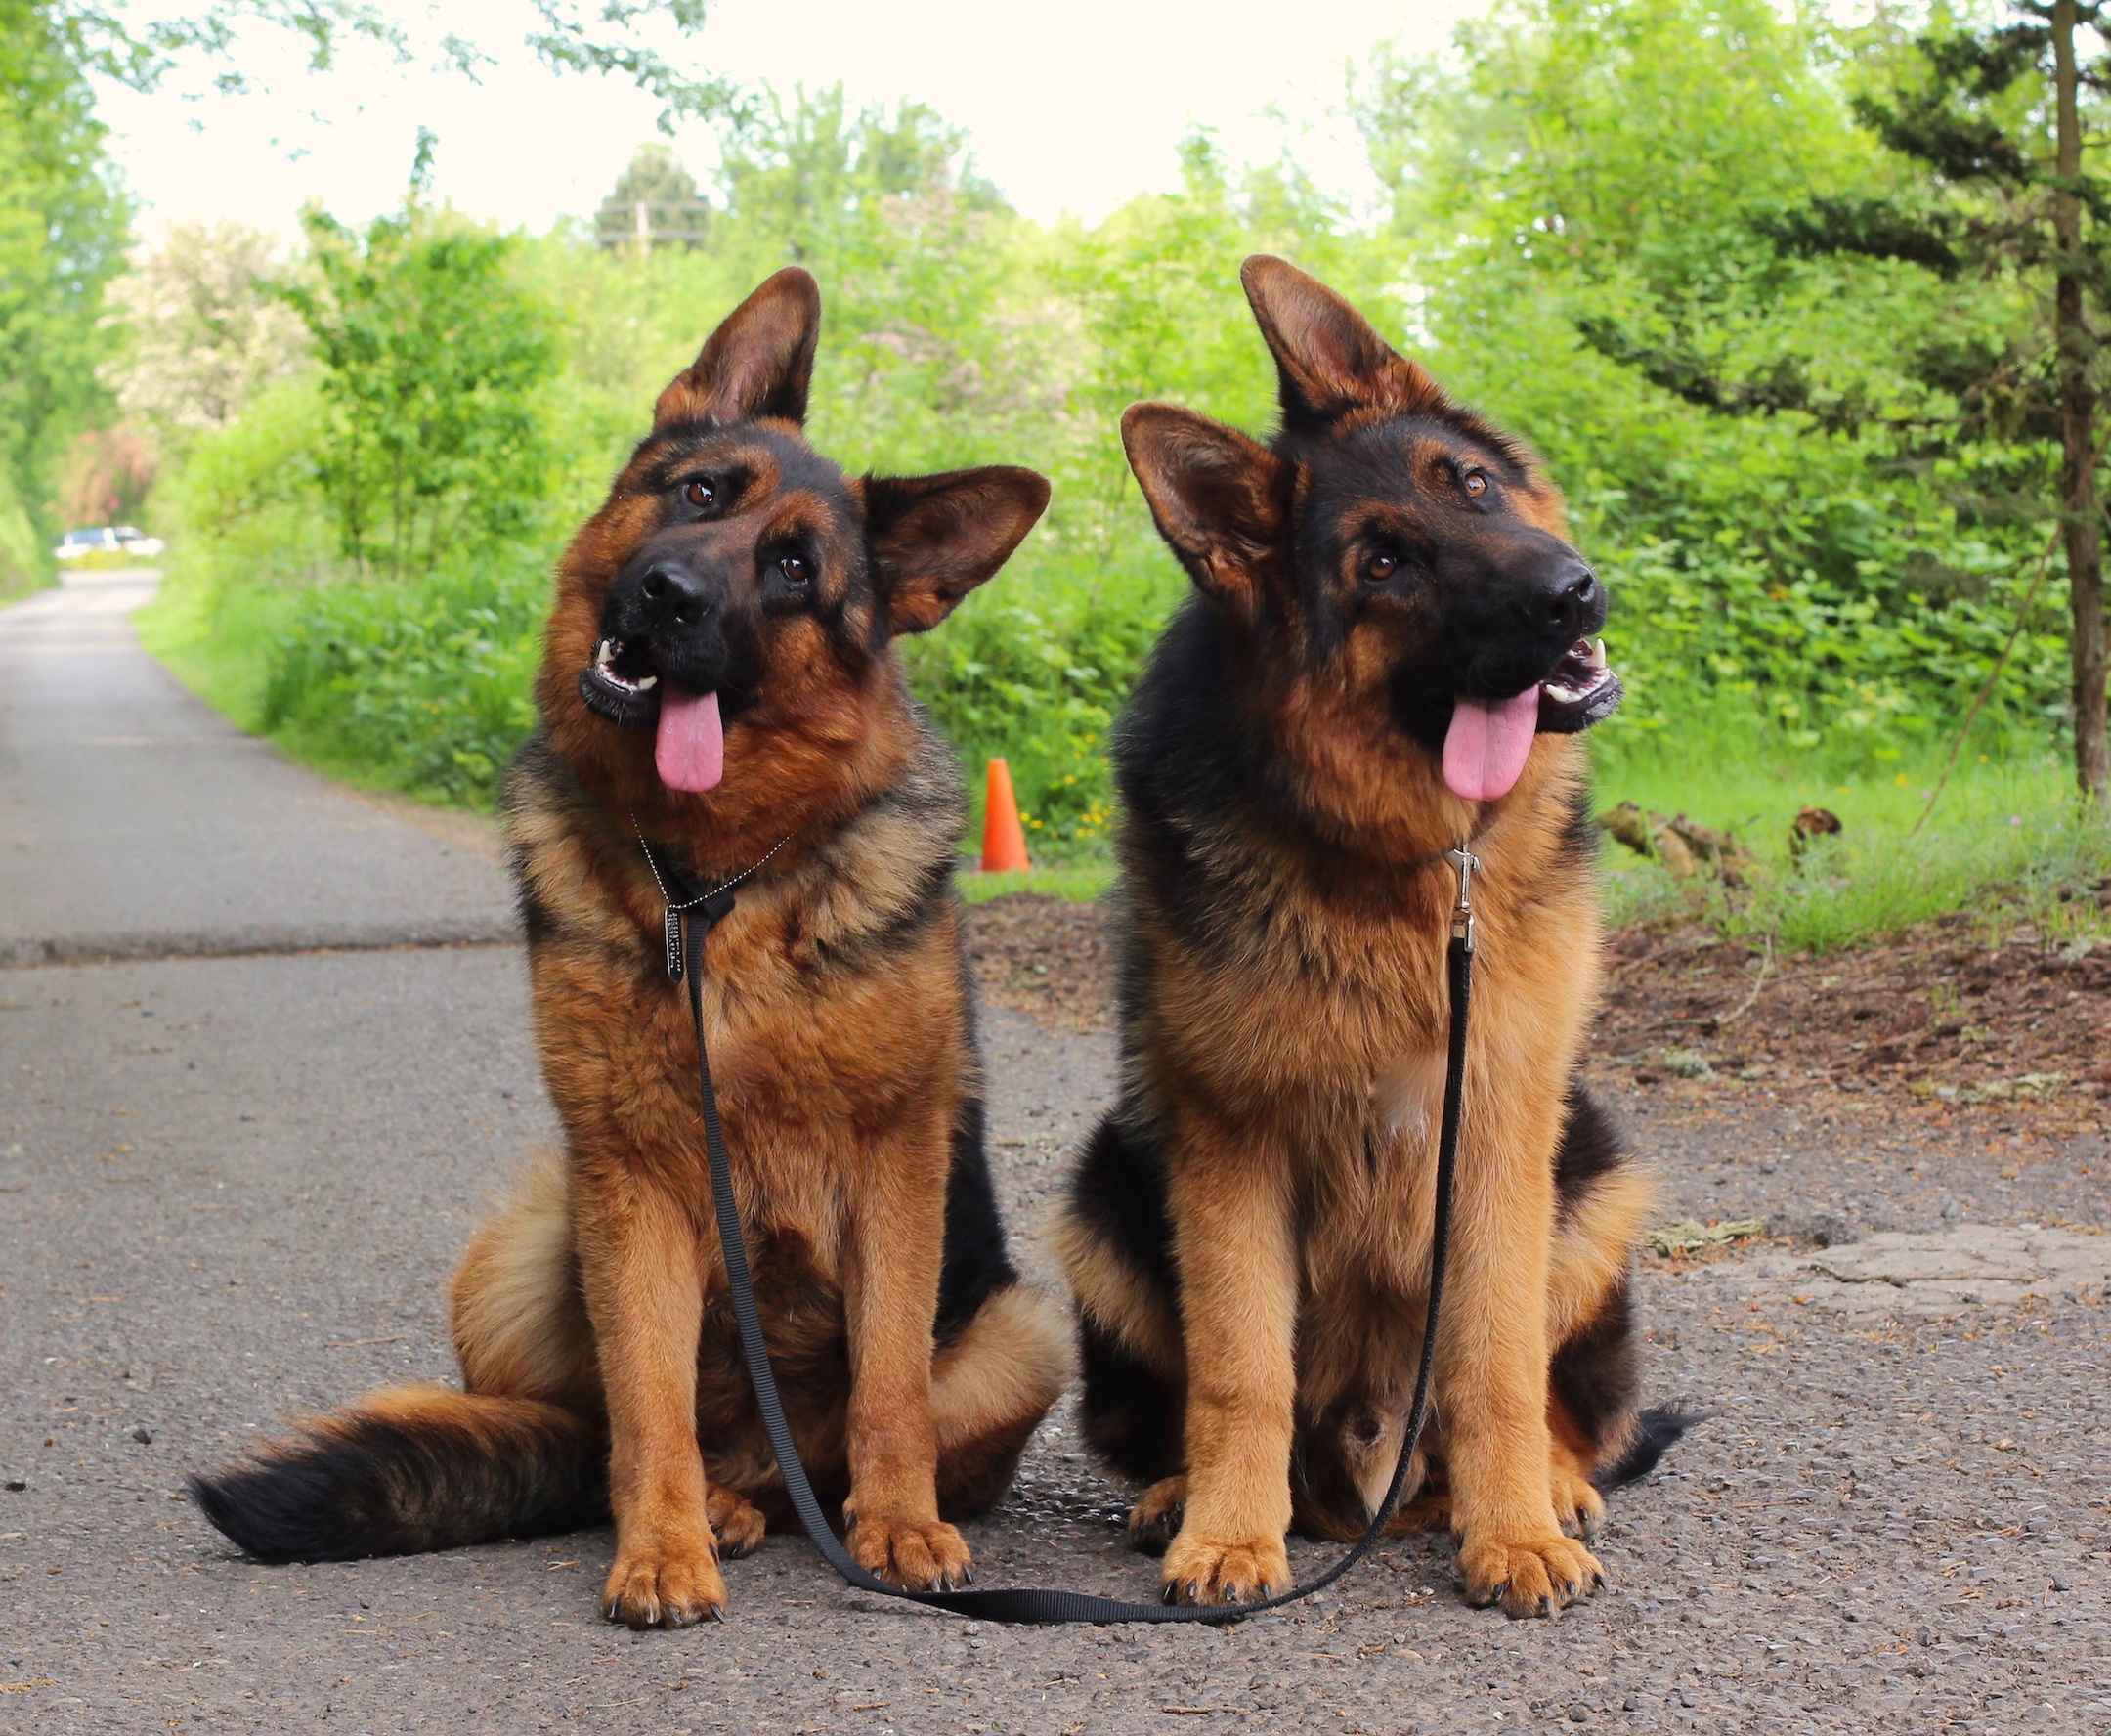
[640,564,713,629]
[1539,564,1599,634]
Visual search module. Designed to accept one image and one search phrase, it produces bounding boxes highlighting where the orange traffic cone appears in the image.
[980,758,1031,873]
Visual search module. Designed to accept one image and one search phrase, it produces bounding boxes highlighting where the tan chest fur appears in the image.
[509,777,969,1294]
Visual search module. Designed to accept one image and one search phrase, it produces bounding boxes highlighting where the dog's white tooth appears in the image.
[635,675,657,690]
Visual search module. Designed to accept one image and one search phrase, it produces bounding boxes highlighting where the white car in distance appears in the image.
[54,526,165,560]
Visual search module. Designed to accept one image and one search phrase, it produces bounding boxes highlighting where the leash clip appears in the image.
[1445,846,1479,953]
[664,888,742,983]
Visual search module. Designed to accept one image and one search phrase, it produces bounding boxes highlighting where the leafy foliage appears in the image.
[283,145,561,580]
[144,25,2105,842]
[0,0,130,560]
[262,556,545,804]
[45,0,727,125]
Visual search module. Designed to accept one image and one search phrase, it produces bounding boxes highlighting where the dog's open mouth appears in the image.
[1443,638,1620,803]
[582,636,660,718]
[580,636,724,794]
[1537,637,1621,732]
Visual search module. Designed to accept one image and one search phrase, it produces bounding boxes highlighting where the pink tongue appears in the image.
[654,687,724,793]
[1443,689,1542,802]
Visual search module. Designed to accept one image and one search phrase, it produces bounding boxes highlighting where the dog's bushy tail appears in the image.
[1596,1405,1704,1492]
[189,1386,606,1563]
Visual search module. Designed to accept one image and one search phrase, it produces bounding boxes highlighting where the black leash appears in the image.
[672,845,1478,1625]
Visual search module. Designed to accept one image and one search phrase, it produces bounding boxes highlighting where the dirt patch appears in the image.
[966,892,1112,1030]
[965,893,2111,1140]
[1600,915,2111,1110]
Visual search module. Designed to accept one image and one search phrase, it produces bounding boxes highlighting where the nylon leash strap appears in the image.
[680,849,1476,1625]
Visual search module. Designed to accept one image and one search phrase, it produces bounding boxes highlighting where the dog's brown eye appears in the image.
[682,480,715,509]
[1461,471,1487,498]
[778,555,807,585]
[1365,553,1398,582]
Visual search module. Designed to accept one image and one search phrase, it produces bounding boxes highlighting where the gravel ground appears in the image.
[3,570,2107,1733]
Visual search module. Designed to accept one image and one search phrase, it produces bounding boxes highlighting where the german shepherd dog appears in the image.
[1056,257,1686,1617]
[192,268,1068,1627]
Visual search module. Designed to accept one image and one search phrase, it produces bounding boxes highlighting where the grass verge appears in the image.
[957,864,1114,904]
[1594,747,2111,953]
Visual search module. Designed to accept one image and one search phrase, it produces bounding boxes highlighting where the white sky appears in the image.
[93,0,1484,242]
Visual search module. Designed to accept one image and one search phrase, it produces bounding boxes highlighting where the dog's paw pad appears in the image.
[1552,1473,1605,1543]
[707,1487,767,1560]
[602,1541,728,1629]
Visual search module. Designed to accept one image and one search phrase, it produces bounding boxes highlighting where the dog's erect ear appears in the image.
[654,267,822,429]
[1121,402,1286,613]
[1240,254,1446,432]
[865,466,1051,636]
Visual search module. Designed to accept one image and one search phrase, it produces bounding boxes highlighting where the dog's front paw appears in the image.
[845,1514,973,1591]
[1456,1531,1602,1619]
[602,1536,727,1628]
[1159,1529,1289,1606]
[1127,1475,1186,1556]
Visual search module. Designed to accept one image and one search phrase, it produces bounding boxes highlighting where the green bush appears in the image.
[262,557,547,806]
[904,542,1180,855]
[287,171,562,581]
[0,468,46,600]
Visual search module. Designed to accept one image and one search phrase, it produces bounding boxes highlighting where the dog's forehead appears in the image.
[1324,417,1520,490]
[633,423,856,516]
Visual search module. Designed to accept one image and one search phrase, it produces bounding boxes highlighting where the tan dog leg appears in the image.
[840,1120,974,1591]
[574,1173,726,1629]
[1160,1131,1297,1605]
[1438,1098,1602,1619]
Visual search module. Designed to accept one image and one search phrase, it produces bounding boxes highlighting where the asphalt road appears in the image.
[2,572,2107,1734]
[0,570,515,965]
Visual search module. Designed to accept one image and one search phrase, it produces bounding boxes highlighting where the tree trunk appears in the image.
[2053,0,2109,802]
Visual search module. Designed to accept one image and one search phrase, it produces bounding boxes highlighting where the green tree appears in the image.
[594,144,711,251]
[101,221,309,444]
[711,87,1025,475]
[45,1,728,126]
[284,140,560,580]
[1752,2,2111,803]
[0,0,130,560]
